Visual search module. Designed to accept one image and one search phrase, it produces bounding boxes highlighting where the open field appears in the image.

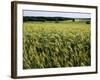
[23,21,91,69]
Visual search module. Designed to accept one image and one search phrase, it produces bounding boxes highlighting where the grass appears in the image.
[23,21,91,69]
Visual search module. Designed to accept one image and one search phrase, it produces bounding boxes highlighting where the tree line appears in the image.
[23,16,75,22]
[23,16,90,24]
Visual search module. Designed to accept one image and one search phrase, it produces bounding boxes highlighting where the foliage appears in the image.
[23,16,76,22]
[23,21,91,69]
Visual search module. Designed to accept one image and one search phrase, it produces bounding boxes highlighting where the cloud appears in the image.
[23,10,91,18]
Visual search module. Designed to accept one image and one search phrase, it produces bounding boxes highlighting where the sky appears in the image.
[23,10,91,18]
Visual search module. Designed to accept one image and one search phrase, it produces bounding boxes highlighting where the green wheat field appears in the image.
[23,21,91,69]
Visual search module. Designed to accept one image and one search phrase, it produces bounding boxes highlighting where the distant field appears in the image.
[23,21,91,69]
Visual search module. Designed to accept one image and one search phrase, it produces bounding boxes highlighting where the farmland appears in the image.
[23,21,91,69]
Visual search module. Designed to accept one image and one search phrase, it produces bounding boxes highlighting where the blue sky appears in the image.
[23,10,91,18]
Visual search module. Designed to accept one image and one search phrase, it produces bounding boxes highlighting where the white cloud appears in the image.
[23,10,91,18]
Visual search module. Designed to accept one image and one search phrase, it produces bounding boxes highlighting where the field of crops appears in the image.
[23,21,91,69]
